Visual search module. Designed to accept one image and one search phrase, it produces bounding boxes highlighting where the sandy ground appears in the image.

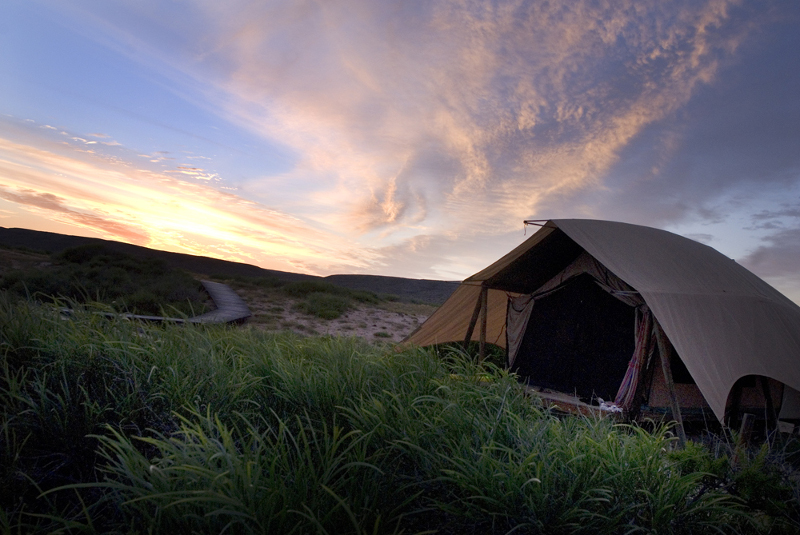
[221,282,436,343]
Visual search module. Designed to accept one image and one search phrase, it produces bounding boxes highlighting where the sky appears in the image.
[1,0,799,300]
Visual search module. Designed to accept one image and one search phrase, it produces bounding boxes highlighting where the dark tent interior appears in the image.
[509,274,636,402]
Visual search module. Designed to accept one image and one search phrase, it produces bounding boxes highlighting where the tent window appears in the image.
[510,274,635,402]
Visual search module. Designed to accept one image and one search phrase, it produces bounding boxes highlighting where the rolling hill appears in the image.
[0,226,459,304]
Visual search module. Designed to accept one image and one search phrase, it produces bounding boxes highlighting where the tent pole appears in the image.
[655,324,687,448]
[463,287,483,348]
[479,286,488,362]
[726,382,743,430]
[759,376,778,432]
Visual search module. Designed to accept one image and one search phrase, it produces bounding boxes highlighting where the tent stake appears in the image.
[655,325,687,447]
[479,286,488,362]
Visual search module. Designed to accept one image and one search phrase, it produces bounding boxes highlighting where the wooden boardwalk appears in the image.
[187,280,252,324]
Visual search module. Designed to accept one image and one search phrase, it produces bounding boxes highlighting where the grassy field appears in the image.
[1,297,799,534]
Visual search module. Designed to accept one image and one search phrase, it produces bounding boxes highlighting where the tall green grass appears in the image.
[1,296,798,533]
[0,244,207,315]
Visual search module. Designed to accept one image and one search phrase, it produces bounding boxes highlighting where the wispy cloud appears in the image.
[166,165,219,181]
[145,0,763,236]
[741,226,800,279]
[0,187,150,243]
[0,129,374,274]
[740,204,800,284]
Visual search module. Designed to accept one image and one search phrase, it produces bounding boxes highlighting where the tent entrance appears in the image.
[509,273,636,402]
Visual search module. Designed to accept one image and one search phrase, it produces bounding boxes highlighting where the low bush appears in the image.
[282,280,345,298]
[295,292,352,319]
[283,281,384,319]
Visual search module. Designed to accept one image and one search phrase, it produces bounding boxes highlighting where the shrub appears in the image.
[282,280,345,298]
[295,292,351,319]
[349,289,381,304]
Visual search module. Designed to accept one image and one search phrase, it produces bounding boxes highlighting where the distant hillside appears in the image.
[0,227,459,304]
[327,274,459,305]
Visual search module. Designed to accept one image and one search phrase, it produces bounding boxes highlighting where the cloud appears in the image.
[49,0,771,235]
[750,207,800,228]
[0,130,378,274]
[0,186,151,244]
[354,229,531,281]
[164,0,771,236]
[740,226,800,279]
[166,165,219,181]
[738,204,800,285]
[537,3,800,226]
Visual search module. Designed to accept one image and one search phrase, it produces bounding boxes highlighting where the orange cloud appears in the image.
[0,133,374,274]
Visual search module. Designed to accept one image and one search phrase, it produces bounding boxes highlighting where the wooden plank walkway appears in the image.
[187,280,252,324]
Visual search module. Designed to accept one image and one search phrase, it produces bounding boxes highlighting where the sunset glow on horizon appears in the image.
[2,1,799,299]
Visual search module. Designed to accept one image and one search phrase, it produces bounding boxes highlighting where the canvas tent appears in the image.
[404,219,800,424]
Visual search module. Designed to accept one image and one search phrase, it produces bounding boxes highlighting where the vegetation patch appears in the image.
[209,273,286,288]
[283,280,380,303]
[282,280,385,319]
[2,297,799,533]
[0,244,207,315]
[295,291,351,319]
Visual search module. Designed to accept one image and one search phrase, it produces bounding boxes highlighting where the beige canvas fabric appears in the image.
[404,283,514,348]
[403,219,800,421]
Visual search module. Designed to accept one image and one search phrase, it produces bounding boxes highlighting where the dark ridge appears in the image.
[326,274,459,305]
[0,227,459,304]
[0,226,314,281]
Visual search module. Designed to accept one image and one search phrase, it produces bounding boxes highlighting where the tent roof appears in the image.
[404,219,800,420]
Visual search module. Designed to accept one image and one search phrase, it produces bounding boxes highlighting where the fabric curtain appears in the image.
[613,305,655,408]
[507,294,534,368]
